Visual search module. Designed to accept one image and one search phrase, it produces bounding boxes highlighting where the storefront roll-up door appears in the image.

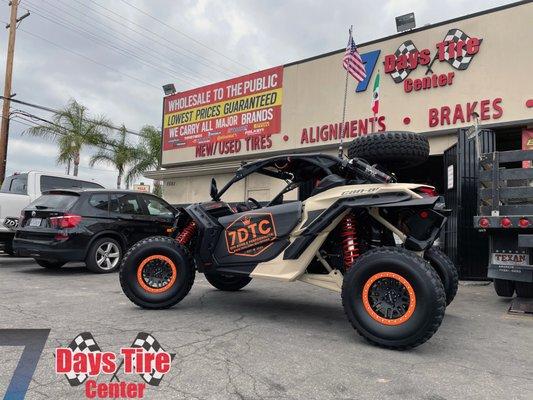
[443,128,495,280]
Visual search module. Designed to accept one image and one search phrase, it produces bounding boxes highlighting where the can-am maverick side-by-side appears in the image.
[120,132,458,349]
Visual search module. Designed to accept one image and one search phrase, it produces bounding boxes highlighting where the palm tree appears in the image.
[24,99,109,176]
[125,125,162,194]
[90,125,136,189]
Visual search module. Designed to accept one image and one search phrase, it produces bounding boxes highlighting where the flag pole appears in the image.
[371,96,376,133]
[370,69,380,134]
[338,25,353,159]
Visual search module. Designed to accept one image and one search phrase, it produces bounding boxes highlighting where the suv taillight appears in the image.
[50,214,82,229]
[415,186,438,197]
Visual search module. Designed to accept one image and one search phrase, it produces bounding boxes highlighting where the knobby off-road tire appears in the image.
[425,247,459,306]
[493,279,515,297]
[119,236,195,309]
[342,247,446,350]
[204,273,252,291]
[515,282,533,298]
[34,259,65,269]
[347,131,430,169]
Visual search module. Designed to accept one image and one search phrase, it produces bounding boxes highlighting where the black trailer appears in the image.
[474,149,533,298]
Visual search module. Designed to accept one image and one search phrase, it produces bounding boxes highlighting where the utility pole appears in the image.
[0,1,28,183]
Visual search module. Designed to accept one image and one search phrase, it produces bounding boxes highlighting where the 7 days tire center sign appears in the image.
[163,66,283,159]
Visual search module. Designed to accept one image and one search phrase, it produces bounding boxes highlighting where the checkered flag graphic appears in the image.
[64,332,101,386]
[441,29,479,70]
[390,40,418,83]
[131,332,173,386]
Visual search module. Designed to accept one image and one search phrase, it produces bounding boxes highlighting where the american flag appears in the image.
[343,33,366,82]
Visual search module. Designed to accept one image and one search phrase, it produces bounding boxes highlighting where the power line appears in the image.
[11,110,119,149]
[9,116,122,173]
[9,117,34,128]
[119,0,251,71]
[1,96,149,139]
[3,23,161,90]
[21,0,215,86]
[53,0,226,82]
[77,0,240,77]
[20,0,207,87]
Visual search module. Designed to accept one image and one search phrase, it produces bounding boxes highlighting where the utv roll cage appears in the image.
[213,153,393,202]
[213,154,342,200]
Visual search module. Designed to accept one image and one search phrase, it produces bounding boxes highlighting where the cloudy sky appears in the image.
[0,0,516,188]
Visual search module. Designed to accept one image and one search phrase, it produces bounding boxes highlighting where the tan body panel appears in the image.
[250,183,425,282]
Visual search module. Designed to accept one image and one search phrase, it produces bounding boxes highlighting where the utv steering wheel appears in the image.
[246,197,262,209]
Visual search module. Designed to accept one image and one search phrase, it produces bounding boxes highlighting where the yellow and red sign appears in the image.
[162,66,283,155]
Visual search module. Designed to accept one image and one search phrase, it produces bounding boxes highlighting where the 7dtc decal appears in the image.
[225,213,277,256]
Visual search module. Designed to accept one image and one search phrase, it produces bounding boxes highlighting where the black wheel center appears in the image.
[142,260,173,288]
[368,278,411,320]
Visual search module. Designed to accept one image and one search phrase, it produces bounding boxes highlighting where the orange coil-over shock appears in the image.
[339,212,360,270]
[176,220,197,245]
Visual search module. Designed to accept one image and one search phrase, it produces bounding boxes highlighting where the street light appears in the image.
[162,84,176,96]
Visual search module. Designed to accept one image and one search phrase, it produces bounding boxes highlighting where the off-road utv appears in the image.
[120,131,458,349]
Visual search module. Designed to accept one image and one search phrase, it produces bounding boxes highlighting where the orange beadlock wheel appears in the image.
[362,271,416,326]
[136,255,177,294]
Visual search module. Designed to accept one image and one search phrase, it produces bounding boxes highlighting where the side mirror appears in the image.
[210,178,218,200]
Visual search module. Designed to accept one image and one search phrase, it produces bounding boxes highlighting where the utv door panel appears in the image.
[214,238,291,266]
[219,202,301,236]
[214,202,301,265]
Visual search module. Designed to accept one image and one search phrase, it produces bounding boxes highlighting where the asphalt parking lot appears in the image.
[0,254,532,400]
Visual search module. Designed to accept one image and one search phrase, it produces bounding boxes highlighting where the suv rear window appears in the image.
[28,194,79,210]
[1,173,28,194]
[40,176,103,192]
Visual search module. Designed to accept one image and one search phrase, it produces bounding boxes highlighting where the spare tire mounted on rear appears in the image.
[348,131,429,170]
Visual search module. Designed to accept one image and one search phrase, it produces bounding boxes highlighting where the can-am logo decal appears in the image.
[54,332,175,398]
[341,187,380,196]
[383,28,482,93]
[225,213,277,256]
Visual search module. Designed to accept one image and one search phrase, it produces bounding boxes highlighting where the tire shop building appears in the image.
[146,1,533,279]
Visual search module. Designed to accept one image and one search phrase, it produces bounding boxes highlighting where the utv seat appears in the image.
[310,174,347,196]
[233,203,250,213]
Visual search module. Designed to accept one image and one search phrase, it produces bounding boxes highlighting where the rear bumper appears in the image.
[484,229,533,283]
[12,237,85,262]
[488,264,533,283]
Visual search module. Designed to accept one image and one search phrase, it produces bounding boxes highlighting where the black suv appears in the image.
[13,189,176,273]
